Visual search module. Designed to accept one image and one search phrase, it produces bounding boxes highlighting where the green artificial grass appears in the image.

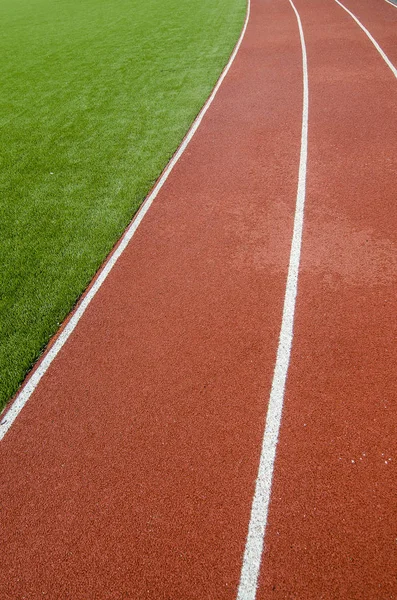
[0,0,246,411]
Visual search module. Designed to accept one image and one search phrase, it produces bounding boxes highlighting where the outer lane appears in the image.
[335,0,397,66]
[256,0,397,597]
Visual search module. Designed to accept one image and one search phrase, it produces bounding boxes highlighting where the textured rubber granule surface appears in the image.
[1,0,396,598]
[256,0,397,598]
[0,1,303,598]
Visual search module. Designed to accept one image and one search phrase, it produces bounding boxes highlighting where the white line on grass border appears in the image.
[384,0,397,9]
[236,0,308,597]
[334,0,397,78]
[0,0,251,441]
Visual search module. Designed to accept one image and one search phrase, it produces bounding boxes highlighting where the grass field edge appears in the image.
[0,0,251,440]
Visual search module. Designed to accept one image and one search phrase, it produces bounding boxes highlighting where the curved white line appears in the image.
[384,0,397,9]
[334,0,397,78]
[236,0,309,598]
[0,0,251,441]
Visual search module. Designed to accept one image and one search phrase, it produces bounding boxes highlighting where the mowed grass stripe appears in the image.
[0,0,246,411]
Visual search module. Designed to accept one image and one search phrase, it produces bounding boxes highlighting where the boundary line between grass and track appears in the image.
[334,0,397,78]
[236,0,308,598]
[384,0,397,8]
[0,0,251,442]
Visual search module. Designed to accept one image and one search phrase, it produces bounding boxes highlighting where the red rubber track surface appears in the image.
[1,1,301,598]
[1,0,396,598]
[257,0,397,598]
[339,0,397,65]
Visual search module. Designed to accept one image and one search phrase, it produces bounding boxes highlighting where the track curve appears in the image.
[1,0,396,598]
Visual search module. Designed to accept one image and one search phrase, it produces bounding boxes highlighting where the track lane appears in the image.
[335,0,397,66]
[237,0,309,595]
[0,1,304,598]
[333,0,397,77]
[255,0,397,597]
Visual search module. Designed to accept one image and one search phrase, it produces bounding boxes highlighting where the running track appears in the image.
[1,0,396,597]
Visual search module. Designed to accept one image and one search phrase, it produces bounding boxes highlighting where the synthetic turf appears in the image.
[0,0,245,411]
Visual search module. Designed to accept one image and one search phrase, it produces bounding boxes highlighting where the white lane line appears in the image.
[334,0,397,78]
[236,0,309,598]
[384,0,397,9]
[0,0,251,442]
